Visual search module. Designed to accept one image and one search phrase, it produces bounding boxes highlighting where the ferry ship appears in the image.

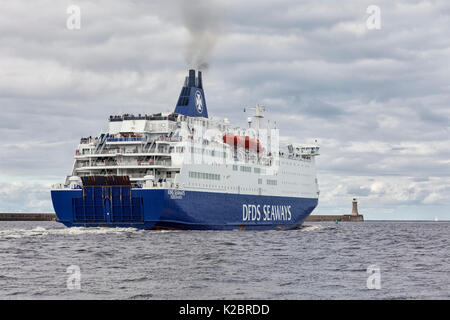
[51,70,320,230]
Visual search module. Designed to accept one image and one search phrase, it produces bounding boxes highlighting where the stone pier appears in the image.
[0,213,57,221]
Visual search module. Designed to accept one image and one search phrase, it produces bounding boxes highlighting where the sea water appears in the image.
[0,221,448,299]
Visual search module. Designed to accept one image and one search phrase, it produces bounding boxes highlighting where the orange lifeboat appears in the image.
[223,134,238,146]
[223,134,262,152]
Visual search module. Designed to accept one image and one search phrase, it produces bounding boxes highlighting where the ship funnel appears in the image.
[174,69,208,118]
[188,69,195,87]
[198,71,203,89]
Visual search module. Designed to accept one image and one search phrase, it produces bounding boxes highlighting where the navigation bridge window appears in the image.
[189,171,220,181]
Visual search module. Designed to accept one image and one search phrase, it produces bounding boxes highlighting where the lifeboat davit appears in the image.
[223,134,262,152]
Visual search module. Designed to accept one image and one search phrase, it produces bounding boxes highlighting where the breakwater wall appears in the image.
[305,214,364,222]
[0,213,57,221]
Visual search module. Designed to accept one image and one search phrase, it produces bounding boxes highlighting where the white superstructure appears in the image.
[68,105,320,199]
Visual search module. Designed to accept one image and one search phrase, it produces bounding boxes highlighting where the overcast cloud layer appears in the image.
[0,0,449,219]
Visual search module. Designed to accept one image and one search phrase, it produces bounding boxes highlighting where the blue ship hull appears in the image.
[51,187,318,230]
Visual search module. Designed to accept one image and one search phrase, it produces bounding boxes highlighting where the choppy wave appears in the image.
[300,224,333,232]
[0,226,140,239]
[0,221,448,299]
[0,224,338,239]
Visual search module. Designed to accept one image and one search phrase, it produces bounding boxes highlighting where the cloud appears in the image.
[0,182,53,213]
[0,0,449,218]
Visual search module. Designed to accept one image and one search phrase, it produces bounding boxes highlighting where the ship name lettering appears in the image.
[168,189,185,199]
[243,204,292,221]
[242,204,261,221]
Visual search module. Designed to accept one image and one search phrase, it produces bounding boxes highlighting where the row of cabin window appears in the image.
[281,170,312,176]
[232,165,265,174]
[189,171,221,181]
[280,160,311,166]
[190,147,227,158]
[188,183,261,193]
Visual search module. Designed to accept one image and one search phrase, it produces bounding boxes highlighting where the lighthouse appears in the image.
[348,198,364,221]
[352,198,359,216]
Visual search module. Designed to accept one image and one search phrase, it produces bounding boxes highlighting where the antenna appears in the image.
[247,117,252,128]
[245,104,266,131]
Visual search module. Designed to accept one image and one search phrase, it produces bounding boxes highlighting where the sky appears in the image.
[0,0,449,220]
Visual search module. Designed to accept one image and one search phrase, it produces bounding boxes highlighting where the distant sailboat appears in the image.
[434,216,439,222]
